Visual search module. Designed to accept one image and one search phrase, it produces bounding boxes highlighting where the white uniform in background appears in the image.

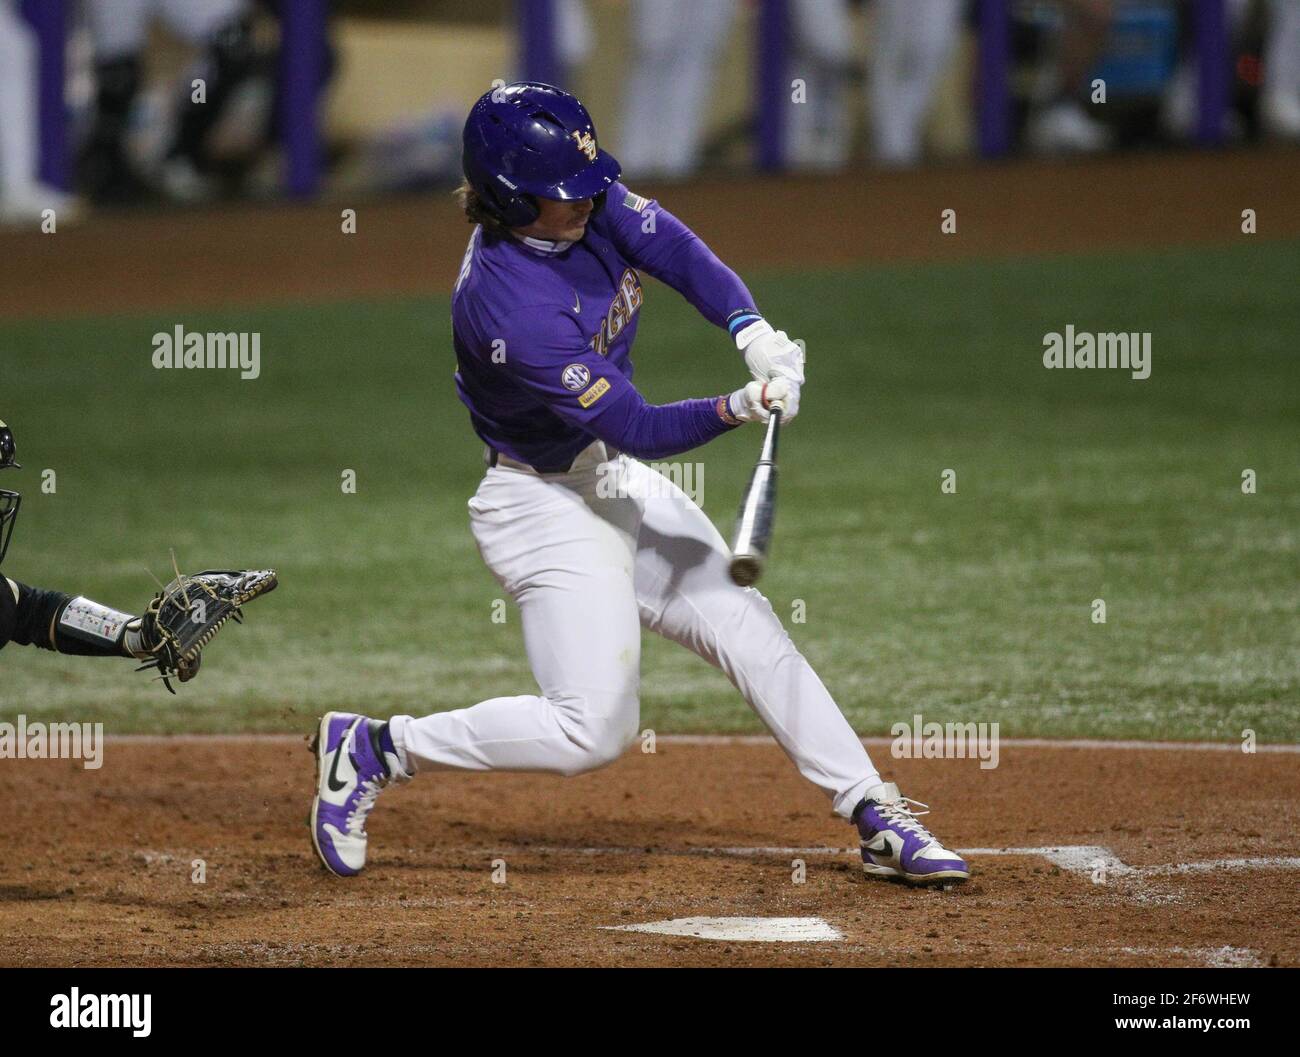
[554,0,595,72]
[619,0,738,180]
[619,0,964,176]
[0,0,77,222]
[84,0,247,60]
[1262,0,1300,138]
[0,1,38,206]
[783,0,964,169]
[868,0,964,166]
[1163,0,1300,141]
[785,0,855,170]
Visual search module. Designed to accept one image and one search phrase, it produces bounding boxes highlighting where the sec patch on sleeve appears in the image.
[561,363,591,391]
[578,377,611,408]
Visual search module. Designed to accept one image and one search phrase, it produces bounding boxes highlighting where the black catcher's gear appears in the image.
[0,418,21,566]
[0,417,278,682]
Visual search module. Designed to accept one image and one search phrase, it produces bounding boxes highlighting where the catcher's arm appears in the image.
[126,569,277,693]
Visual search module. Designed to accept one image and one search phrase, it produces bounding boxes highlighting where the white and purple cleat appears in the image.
[310,711,408,877]
[853,782,970,884]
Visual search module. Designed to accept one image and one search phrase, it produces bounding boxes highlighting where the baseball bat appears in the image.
[728,401,783,586]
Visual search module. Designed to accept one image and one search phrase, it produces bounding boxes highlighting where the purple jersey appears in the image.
[452,182,759,471]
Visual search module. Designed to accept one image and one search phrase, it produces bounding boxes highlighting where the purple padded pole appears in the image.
[756,0,787,171]
[977,0,1011,158]
[279,0,326,197]
[1193,0,1229,145]
[20,0,68,189]
[519,0,561,86]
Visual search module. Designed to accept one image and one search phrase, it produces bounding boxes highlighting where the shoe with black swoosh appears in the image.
[310,712,408,877]
[852,782,969,884]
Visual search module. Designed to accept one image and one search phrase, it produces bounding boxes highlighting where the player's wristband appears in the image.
[727,310,770,351]
[716,395,742,427]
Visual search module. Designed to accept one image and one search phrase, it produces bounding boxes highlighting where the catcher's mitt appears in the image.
[135,568,277,692]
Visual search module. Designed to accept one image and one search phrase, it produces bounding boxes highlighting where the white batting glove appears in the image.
[736,319,806,386]
[727,378,799,423]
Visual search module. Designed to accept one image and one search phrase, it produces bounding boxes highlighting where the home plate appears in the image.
[603,917,843,943]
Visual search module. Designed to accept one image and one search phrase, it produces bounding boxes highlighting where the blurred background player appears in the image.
[4,3,1293,204]
[547,0,596,95]
[0,0,80,224]
[78,0,265,203]
[1026,0,1118,153]
[867,0,964,166]
[617,0,966,175]
[1261,0,1300,137]
[618,0,737,179]
[1161,0,1300,142]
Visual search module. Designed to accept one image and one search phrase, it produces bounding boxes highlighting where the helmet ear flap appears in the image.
[481,182,539,229]
[505,193,540,228]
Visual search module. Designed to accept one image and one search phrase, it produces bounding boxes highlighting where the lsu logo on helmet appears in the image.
[571,130,598,161]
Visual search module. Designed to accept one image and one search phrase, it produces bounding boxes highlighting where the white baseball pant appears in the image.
[390,443,881,819]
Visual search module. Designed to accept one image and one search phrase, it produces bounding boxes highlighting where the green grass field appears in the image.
[2,241,1296,740]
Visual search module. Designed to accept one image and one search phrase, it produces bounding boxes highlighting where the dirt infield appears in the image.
[1,737,1295,967]
[3,146,1299,320]
[3,148,1297,968]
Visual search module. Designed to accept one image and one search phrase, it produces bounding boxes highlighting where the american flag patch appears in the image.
[622,191,650,213]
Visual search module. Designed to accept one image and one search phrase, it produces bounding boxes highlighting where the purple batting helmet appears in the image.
[462,82,621,228]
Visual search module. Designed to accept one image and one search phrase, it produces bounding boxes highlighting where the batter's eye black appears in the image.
[0,489,19,567]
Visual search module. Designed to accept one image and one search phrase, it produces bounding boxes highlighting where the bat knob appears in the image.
[729,554,762,586]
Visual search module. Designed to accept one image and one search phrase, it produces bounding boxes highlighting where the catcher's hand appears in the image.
[134,569,277,692]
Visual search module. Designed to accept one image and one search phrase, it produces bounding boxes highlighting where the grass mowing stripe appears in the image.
[0,241,1295,738]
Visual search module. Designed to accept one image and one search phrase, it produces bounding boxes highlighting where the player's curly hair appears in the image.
[454,181,511,237]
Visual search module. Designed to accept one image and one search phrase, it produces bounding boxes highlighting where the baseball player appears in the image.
[0,418,275,687]
[310,83,969,886]
[79,0,263,203]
